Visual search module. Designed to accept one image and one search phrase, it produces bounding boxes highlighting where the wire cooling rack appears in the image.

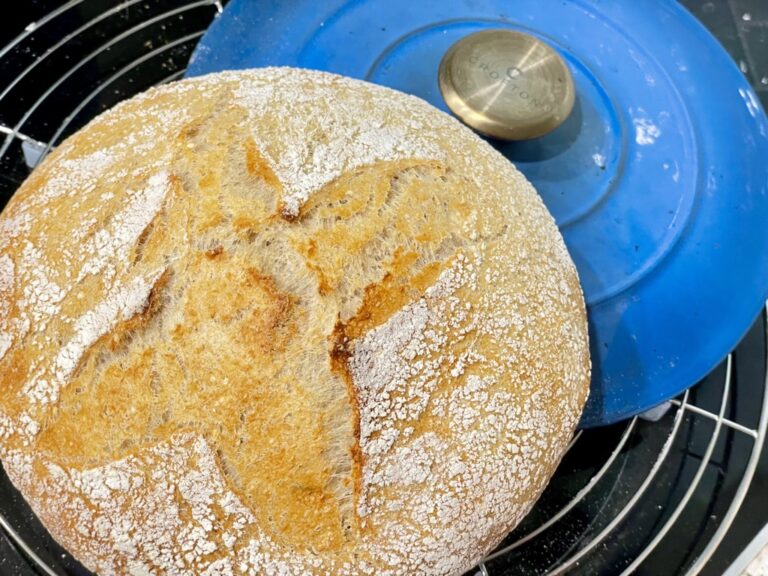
[0,2,766,575]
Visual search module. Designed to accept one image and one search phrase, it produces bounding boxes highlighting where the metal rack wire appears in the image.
[0,0,223,191]
[0,2,765,575]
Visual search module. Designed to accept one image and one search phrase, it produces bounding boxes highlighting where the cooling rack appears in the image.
[0,2,765,575]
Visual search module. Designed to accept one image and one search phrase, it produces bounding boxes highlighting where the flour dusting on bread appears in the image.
[231,69,446,217]
[0,68,589,576]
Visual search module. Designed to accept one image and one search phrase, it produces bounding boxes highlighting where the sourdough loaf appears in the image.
[0,68,589,575]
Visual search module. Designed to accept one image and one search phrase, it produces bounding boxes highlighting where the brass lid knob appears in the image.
[438,29,575,140]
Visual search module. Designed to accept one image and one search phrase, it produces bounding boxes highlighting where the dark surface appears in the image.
[0,529,36,576]
[680,0,768,109]
[0,1,766,575]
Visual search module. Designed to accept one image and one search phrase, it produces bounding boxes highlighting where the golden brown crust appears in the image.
[0,68,589,575]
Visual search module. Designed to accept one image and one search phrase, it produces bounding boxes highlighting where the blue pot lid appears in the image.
[186,0,768,427]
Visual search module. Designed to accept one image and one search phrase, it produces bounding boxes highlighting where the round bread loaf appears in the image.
[0,68,589,575]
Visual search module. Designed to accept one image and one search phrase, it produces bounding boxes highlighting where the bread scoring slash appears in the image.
[0,68,589,575]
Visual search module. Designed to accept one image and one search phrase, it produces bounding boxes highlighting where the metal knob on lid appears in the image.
[438,29,575,140]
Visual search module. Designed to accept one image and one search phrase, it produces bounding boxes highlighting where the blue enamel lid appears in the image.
[186,0,768,427]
